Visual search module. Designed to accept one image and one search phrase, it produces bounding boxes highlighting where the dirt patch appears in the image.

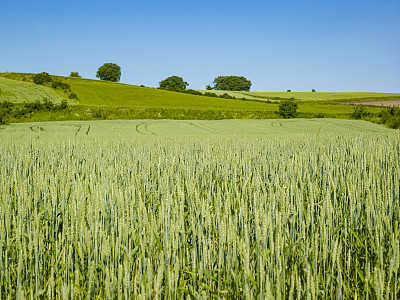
[357,100,400,107]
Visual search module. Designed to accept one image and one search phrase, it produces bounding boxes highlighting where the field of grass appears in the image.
[0,77,65,104]
[242,92,400,102]
[0,119,392,140]
[0,73,388,123]
[0,119,398,298]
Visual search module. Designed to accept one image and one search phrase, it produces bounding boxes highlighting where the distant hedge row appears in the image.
[0,99,69,125]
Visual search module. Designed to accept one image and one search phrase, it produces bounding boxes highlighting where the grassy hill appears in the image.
[197,90,400,102]
[0,77,65,103]
[0,72,393,123]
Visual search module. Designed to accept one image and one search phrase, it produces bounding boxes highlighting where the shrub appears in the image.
[69,93,78,100]
[51,80,71,91]
[0,108,8,125]
[183,89,203,96]
[42,97,55,110]
[312,89,316,92]
[379,106,400,129]
[59,100,68,110]
[219,93,236,99]
[69,72,81,78]
[278,99,298,118]
[33,72,52,85]
[287,90,291,92]
[204,92,218,98]
[351,105,370,119]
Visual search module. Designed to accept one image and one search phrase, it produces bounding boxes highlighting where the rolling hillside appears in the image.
[0,77,65,103]
[0,73,390,121]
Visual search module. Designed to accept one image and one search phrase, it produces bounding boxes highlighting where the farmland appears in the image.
[0,119,399,298]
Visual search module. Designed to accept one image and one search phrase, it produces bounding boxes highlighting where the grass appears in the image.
[0,119,393,139]
[0,73,392,123]
[0,77,65,103]
[0,120,398,298]
[242,91,400,102]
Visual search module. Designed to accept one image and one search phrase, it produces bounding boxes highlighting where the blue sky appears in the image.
[1,0,399,92]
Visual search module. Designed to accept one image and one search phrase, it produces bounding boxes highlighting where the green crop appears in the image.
[0,120,399,298]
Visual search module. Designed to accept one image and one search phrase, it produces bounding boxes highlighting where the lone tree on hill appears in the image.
[159,76,188,91]
[210,76,251,91]
[96,63,121,82]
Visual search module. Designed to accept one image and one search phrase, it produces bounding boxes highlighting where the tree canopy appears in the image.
[159,76,188,91]
[211,76,252,91]
[96,63,121,82]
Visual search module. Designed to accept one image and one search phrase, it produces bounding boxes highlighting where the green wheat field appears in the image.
[0,119,399,298]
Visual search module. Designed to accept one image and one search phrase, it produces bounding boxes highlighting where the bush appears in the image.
[287,90,291,92]
[69,93,78,100]
[42,97,55,110]
[312,89,316,92]
[204,92,218,98]
[379,106,400,129]
[219,93,236,99]
[69,72,81,78]
[0,108,8,125]
[59,100,68,110]
[51,80,71,91]
[351,105,370,119]
[278,99,298,118]
[33,72,52,85]
[183,89,203,96]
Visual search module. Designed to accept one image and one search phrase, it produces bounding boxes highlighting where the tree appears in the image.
[70,72,81,78]
[312,89,316,92]
[278,99,298,118]
[210,76,251,91]
[159,76,188,91]
[287,89,291,92]
[33,72,52,85]
[96,63,121,82]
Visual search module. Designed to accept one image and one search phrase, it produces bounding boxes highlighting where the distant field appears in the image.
[242,91,400,102]
[0,119,392,140]
[64,78,279,111]
[0,77,65,103]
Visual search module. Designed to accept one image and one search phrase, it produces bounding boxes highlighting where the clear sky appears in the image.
[1,0,399,92]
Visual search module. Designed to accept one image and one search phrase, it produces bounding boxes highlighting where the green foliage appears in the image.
[32,72,52,85]
[379,106,400,129]
[159,75,188,91]
[204,92,218,98]
[206,84,213,90]
[287,89,291,92]
[211,76,252,91]
[51,79,71,91]
[312,89,316,92]
[351,105,371,119]
[96,63,121,82]
[69,72,81,78]
[219,93,236,99]
[278,99,299,118]
[69,93,78,100]
[182,89,202,95]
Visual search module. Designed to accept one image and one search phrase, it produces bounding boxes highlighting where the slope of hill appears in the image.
[0,77,65,103]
